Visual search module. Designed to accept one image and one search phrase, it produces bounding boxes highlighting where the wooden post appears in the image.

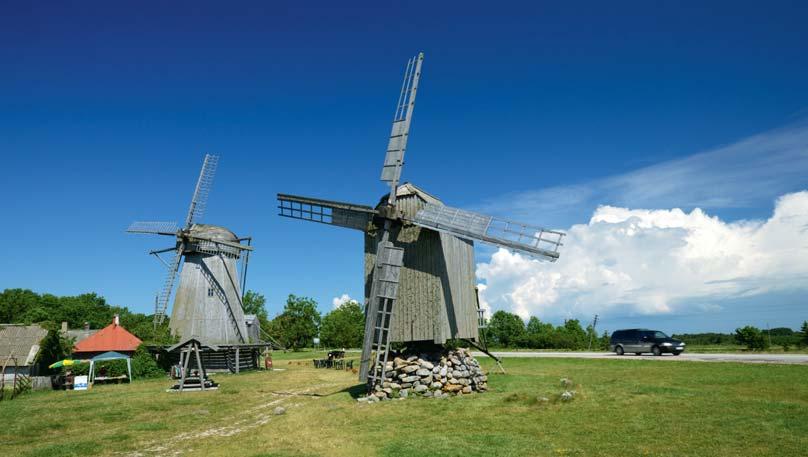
[179,346,191,393]
[193,342,206,392]
[235,347,240,374]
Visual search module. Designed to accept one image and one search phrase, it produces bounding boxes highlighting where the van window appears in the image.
[654,331,669,339]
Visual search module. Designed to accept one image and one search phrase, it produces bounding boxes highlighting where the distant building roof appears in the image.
[0,324,48,367]
[73,317,142,354]
[67,329,98,344]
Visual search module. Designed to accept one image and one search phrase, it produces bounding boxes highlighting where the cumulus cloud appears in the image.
[331,293,355,309]
[476,191,808,320]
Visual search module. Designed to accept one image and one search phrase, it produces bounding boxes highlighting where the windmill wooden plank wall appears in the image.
[363,184,478,344]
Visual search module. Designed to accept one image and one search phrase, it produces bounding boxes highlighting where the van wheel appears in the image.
[652,346,662,356]
[635,353,642,356]
[615,346,624,355]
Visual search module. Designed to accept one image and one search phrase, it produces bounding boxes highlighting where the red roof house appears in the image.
[73,316,142,357]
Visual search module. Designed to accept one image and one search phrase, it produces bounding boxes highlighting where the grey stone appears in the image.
[430,381,443,389]
[452,370,463,378]
[389,383,401,390]
[421,375,433,384]
[401,375,419,383]
[416,368,431,377]
[439,366,448,377]
[419,361,434,370]
[406,355,418,362]
[423,390,433,397]
[462,386,472,394]
[273,406,286,415]
[401,365,419,374]
[414,384,428,393]
[399,389,409,398]
[400,382,413,388]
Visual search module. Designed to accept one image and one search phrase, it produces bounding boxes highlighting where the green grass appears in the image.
[1,354,806,456]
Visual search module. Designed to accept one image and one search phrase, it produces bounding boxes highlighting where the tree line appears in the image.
[485,311,608,350]
[4,288,806,354]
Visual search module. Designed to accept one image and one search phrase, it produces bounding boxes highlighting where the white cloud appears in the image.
[331,293,355,309]
[476,191,808,320]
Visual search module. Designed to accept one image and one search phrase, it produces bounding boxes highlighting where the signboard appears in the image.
[74,375,89,391]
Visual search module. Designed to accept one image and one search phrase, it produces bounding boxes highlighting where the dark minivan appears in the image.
[610,329,685,356]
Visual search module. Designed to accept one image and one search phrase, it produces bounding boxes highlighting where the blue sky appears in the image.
[1,2,807,333]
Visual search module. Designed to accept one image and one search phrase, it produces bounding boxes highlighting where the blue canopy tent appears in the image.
[88,351,132,384]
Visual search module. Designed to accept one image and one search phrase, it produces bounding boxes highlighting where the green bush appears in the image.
[734,326,769,351]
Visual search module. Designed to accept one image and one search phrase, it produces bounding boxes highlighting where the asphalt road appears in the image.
[471,351,808,364]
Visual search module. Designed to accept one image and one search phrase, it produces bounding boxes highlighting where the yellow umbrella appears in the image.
[48,359,86,369]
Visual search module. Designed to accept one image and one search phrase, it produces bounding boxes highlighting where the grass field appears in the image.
[1,353,806,457]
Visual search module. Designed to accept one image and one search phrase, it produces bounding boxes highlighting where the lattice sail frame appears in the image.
[410,203,564,261]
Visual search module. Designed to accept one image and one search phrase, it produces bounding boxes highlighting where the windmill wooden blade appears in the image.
[127,221,179,236]
[380,53,424,197]
[184,153,219,229]
[409,203,564,261]
[277,194,376,232]
[154,245,183,325]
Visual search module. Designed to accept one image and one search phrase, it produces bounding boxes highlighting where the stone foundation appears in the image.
[360,348,488,402]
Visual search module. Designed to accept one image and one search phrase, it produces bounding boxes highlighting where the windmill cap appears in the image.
[377,182,443,207]
[189,224,239,241]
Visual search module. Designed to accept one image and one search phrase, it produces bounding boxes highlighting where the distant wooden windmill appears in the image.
[278,53,564,388]
[127,154,255,345]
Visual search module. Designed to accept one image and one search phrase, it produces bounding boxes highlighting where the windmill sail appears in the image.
[380,53,424,190]
[127,221,179,235]
[154,247,183,325]
[277,194,376,231]
[185,153,219,229]
[409,203,564,261]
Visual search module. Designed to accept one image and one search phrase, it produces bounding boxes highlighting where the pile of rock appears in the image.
[359,348,488,402]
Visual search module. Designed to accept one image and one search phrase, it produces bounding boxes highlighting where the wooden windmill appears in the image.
[127,154,254,345]
[278,53,564,389]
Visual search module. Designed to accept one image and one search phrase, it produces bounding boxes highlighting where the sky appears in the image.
[1,1,807,333]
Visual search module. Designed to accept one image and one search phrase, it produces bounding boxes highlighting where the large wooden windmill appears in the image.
[278,53,564,388]
[127,154,255,345]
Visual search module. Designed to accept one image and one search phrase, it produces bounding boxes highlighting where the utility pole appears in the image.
[588,314,599,351]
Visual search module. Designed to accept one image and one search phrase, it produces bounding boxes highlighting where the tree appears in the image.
[553,319,587,350]
[599,330,610,350]
[131,344,165,378]
[524,316,554,348]
[320,300,364,348]
[35,324,73,375]
[801,321,808,347]
[269,295,321,350]
[242,290,268,322]
[735,326,768,350]
[487,311,526,347]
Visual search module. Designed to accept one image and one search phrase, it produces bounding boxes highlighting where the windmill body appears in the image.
[363,183,478,344]
[170,224,249,344]
[278,52,565,388]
